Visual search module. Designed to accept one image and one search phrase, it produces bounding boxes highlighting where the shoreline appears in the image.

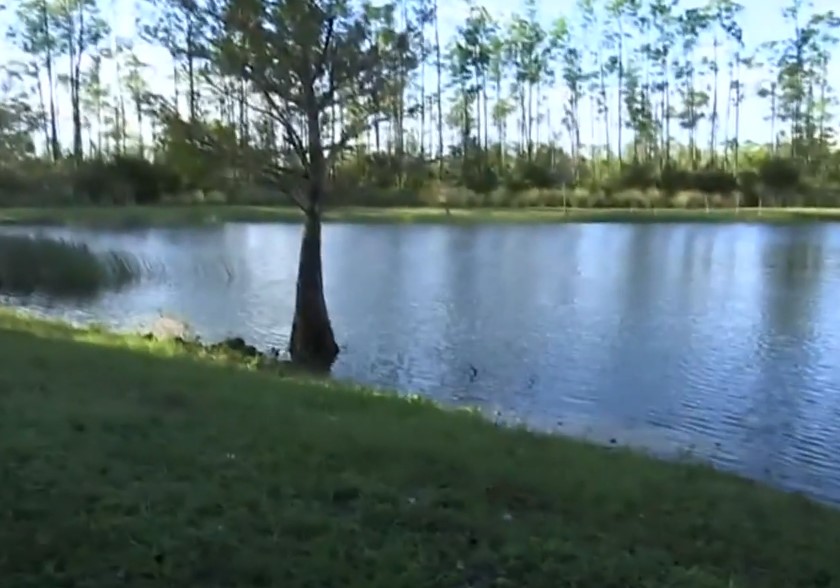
[2,204,840,227]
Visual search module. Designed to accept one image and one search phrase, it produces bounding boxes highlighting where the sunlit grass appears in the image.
[2,309,840,587]
[0,234,139,298]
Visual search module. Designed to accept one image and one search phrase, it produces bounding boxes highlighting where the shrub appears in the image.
[758,156,801,191]
[614,162,658,191]
[72,157,181,205]
[0,235,139,298]
[658,164,692,195]
[517,160,556,189]
[110,155,181,204]
[461,162,499,195]
[737,170,761,207]
[692,166,738,195]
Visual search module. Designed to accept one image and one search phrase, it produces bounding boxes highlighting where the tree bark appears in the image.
[289,88,339,369]
[289,207,339,369]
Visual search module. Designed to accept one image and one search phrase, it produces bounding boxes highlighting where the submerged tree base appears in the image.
[288,212,339,369]
[289,315,340,370]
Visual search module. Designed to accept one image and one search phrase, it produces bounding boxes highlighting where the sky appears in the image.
[1,0,839,154]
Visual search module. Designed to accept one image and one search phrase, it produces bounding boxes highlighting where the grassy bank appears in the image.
[2,204,840,227]
[0,235,139,297]
[2,310,840,587]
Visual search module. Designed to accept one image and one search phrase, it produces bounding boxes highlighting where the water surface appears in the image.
[5,221,840,503]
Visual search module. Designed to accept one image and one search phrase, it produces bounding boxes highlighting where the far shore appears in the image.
[2,204,840,228]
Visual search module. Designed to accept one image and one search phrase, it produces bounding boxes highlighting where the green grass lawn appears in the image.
[2,204,840,227]
[2,310,840,587]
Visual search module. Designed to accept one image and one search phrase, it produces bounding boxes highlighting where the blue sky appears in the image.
[2,0,838,153]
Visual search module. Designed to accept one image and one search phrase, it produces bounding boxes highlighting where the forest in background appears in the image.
[1,0,839,210]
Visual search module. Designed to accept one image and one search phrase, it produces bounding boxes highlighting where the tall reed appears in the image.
[0,234,139,298]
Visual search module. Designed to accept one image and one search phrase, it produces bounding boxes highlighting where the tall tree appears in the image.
[186,0,418,366]
[9,0,61,160]
[52,0,108,162]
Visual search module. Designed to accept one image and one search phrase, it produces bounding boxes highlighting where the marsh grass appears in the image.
[0,234,139,298]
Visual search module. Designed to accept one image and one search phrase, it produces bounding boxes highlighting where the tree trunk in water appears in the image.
[288,209,339,369]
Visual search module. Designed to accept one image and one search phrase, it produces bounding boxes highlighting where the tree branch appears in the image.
[313,16,336,82]
[150,95,309,213]
[257,88,309,167]
[327,114,387,165]
[201,67,310,169]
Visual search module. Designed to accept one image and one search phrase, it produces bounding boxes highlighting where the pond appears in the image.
[5,221,840,503]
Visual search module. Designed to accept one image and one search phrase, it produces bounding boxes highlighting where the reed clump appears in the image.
[0,234,139,298]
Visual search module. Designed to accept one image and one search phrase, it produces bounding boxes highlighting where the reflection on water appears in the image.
[4,221,840,503]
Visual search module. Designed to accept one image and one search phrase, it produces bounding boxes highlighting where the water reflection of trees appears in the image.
[744,225,826,491]
[606,225,698,441]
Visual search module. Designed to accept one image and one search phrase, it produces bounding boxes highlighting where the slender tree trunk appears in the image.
[665,62,671,166]
[494,73,502,165]
[818,55,828,166]
[419,21,426,159]
[173,64,180,114]
[617,31,624,167]
[600,65,611,162]
[434,0,443,176]
[733,57,741,169]
[804,78,814,165]
[136,98,144,157]
[187,21,197,123]
[659,68,667,167]
[724,59,732,166]
[526,82,533,160]
[709,35,719,164]
[71,4,84,162]
[119,92,127,154]
[482,76,488,153]
[534,80,540,146]
[770,82,777,152]
[41,1,60,162]
[574,92,581,164]
[473,73,481,151]
[461,87,469,160]
[589,93,596,166]
[518,87,526,155]
[34,66,50,153]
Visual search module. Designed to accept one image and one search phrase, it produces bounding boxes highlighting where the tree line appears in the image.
[1,0,839,211]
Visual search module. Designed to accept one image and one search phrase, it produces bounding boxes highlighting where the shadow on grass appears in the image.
[2,313,840,587]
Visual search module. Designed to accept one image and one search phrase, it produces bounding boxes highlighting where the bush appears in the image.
[0,160,77,206]
[737,170,761,207]
[513,159,556,189]
[110,156,181,204]
[614,162,658,191]
[758,156,801,191]
[0,235,140,298]
[73,159,123,204]
[692,166,738,195]
[461,161,499,195]
[72,156,181,205]
[658,164,692,195]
